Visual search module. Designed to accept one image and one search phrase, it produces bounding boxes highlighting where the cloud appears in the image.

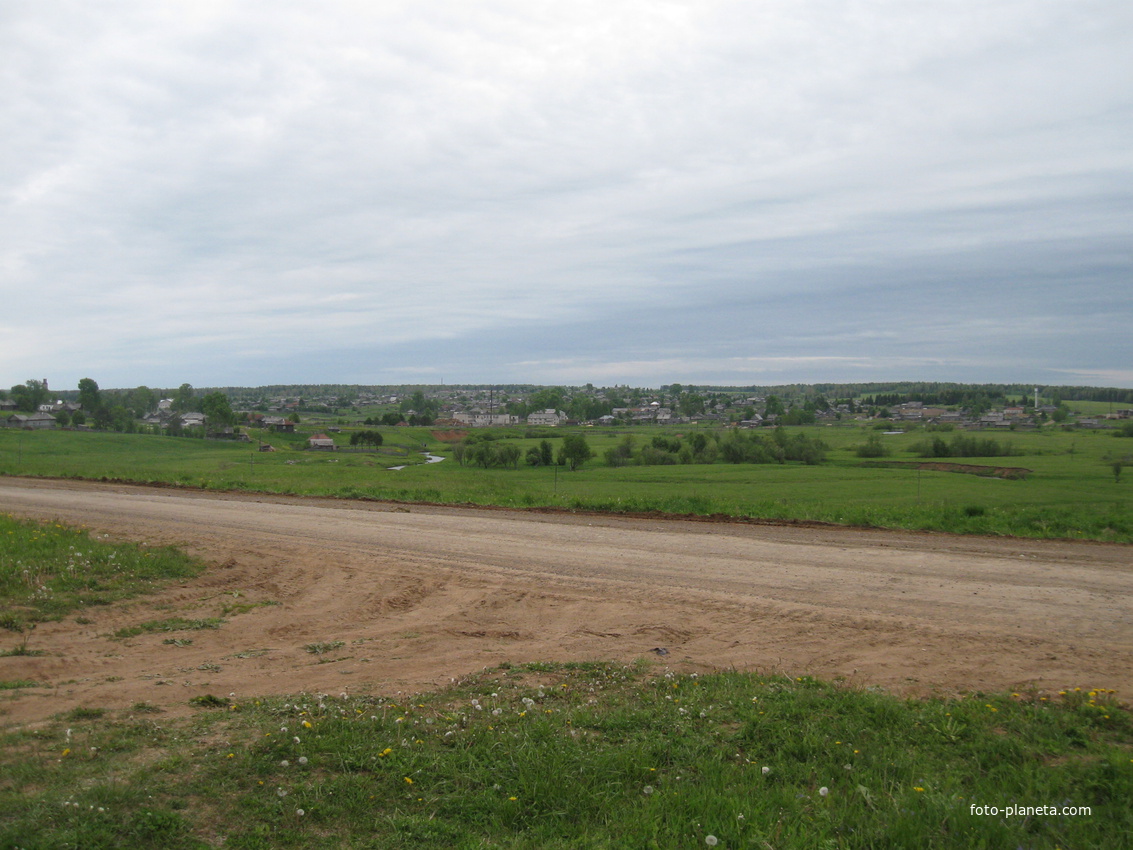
[1,1,1131,389]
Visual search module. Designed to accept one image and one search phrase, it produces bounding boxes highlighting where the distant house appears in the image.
[527,409,567,427]
[259,416,296,433]
[5,412,56,429]
[308,433,336,450]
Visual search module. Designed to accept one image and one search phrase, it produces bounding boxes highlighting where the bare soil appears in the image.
[1,477,1130,727]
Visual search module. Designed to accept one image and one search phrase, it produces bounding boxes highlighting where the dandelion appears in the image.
[705,836,719,846]
[281,760,290,767]
[914,787,925,792]
[296,808,305,816]
[643,786,654,795]
[819,787,829,797]
[301,720,312,729]
[761,766,770,776]
[298,756,308,765]
[404,777,413,785]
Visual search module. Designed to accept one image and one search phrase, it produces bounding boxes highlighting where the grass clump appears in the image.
[113,618,225,639]
[0,513,204,632]
[303,640,345,655]
[1,663,1130,848]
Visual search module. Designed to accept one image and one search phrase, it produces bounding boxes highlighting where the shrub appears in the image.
[855,434,890,458]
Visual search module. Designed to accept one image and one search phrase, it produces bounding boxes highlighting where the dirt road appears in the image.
[1,477,1130,725]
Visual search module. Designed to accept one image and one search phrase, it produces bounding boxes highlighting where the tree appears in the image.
[10,380,49,412]
[497,445,521,469]
[764,395,785,417]
[557,434,592,471]
[528,387,566,412]
[125,386,156,416]
[77,378,103,417]
[172,383,195,413]
[350,430,384,449]
[201,392,235,429]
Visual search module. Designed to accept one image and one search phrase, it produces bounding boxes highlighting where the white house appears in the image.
[527,409,567,427]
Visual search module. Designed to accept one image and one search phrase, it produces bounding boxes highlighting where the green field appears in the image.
[1,423,1130,541]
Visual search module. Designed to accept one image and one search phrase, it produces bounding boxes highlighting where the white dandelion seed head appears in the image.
[298,756,308,765]
[643,786,654,795]
[705,836,718,847]
[819,786,830,797]
[762,766,771,776]
[296,808,305,816]
[280,760,290,767]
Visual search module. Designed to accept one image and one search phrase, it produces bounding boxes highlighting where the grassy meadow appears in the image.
[0,422,1131,541]
[1,517,1130,847]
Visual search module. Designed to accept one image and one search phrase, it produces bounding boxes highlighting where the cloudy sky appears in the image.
[2,1,1131,391]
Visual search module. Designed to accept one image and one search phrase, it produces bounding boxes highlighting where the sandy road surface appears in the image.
[1,477,1131,725]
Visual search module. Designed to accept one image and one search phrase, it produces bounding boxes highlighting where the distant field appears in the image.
[0,423,1130,541]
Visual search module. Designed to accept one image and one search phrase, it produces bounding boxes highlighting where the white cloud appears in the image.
[1,0,1131,389]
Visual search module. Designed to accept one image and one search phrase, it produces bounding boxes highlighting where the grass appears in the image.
[112,617,226,640]
[0,662,1130,848]
[0,512,204,636]
[7,424,1125,541]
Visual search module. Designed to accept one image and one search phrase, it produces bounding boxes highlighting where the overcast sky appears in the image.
[2,1,1131,392]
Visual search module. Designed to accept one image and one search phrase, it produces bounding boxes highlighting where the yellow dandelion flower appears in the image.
[404,777,413,785]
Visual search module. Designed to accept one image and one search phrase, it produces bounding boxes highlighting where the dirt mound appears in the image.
[431,430,468,442]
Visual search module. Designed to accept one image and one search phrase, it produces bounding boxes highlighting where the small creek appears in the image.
[387,452,447,471]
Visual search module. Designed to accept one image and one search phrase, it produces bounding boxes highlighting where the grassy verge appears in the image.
[0,512,204,637]
[0,662,1130,848]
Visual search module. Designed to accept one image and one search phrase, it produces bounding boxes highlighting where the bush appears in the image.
[855,435,890,458]
[912,434,1018,458]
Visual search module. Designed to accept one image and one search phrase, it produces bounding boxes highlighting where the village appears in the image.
[3,381,1131,437]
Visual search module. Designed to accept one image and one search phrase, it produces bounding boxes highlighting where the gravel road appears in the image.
[1,477,1130,724]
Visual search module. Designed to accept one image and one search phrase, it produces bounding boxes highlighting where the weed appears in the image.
[304,640,345,655]
[65,706,105,720]
[188,694,229,708]
[0,663,1129,848]
[113,618,225,639]
[0,680,42,690]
